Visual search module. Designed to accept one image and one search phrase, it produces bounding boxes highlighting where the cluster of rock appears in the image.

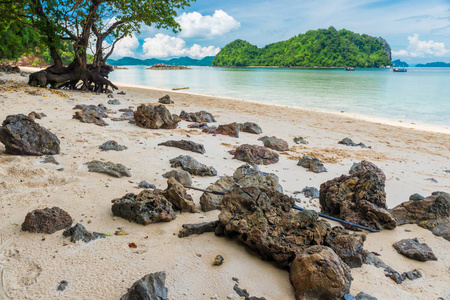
[134,104,180,129]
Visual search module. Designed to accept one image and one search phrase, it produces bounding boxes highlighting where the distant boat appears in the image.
[393,67,407,72]
[344,67,355,71]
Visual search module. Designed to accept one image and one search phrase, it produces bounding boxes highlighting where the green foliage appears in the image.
[213,27,392,68]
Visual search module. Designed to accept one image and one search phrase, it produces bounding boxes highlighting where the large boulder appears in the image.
[232,164,283,193]
[200,176,236,212]
[169,155,217,176]
[162,177,197,213]
[0,114,60,155]
[134,104,180,129]
[289,246,353,300]
[217,187,330,268]
[319,161,396,230]
[258,136,289,151]
[390,191,449,241]
[111,190,175,225]
[158,140,205,154]
[230,144,279,165]
[179,110,216,123]
[22,207,72,234]
[121,271,168,300]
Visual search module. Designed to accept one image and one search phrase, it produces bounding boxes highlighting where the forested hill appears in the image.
[212,27,392,67]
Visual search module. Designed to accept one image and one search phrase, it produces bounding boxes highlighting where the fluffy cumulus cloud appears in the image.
[393,33,449,57]
[107,35,140,59]
[142,33,220,59]
[176,10,240,39]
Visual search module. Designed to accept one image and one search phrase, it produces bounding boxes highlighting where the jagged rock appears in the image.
[297,155,327,173]
[320,161,396,231]
[258,136,289,151]
[99,140,128,151]
[138,180,156,189]
[338,137,370,149]
[203,122,239,138]
[409,193,425,200]
[325,227,366,267]
[63,223,105,243]
[158,140,205,154]
[289,246,353,300]
[392,238,437,261]
[230,144,279,165]
[233,284,249,298]
[293,137,308,144]
[162,170,192,186]
[41,155,60,165]
[134,104,180,129]
[298,187,319,199]
[86,160,131,178]
[28,111,47,120]
[107,99,121,105]
[73,110,108,126]
[237,122,262,134]
[112,190,175,225]
[200,176,236,212]
[180,110,216,123]
[187,122,209,129]
[169,155,217,176]
[0,114,60,155]
[22,207,72,234]
[390,191,449,241]
[73,104,108,117]
[178,220,219,238]
[356,292,377,300]
[232,164,283,193]
[217,187,330,268]
[158,94,174,104]
[162,177,197,213]
[120,271,168,300]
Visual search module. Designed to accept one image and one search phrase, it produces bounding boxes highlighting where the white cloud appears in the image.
[142,33,220,59]
[176,10,240,39]
[108,35,140,58]
[392,33,449,57]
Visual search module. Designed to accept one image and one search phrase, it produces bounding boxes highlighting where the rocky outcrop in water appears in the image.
[297,155,327,173]
[258,136,289,151]
[180,110,216,123]
[162,170,192,186]
[158,140,205,154]
[169,155,217,176]
[162,177,197,213]
[63,223,105,243]
[320,161,396,230]
[233,164,283,192]
[0,114,60,155]
[22,207,72,234]
[229,144,279,165]
[289,246,352,300]
[86,160,131,178]
[112,190,175,225]
[200,176,236,212]
[134,104,180,129]
[120,271,168,300]
[99,140,128,151]
[392,238,437,261]
[390,191,449,241]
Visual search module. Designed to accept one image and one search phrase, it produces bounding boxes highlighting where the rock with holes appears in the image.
[169,155,217,176]
[134,104,180,129]
[200,176,236,212]
[0,114,60,155]
[120,271,168,300]
[230,144,279,165]
[162,177,197,213]
[325,226,367,267]
[232,164,283,193]
[258,136,289,151]
[22,207,72,234]
[158,140,205,154]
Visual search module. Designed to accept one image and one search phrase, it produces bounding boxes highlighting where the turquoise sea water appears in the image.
[109,66,450,128]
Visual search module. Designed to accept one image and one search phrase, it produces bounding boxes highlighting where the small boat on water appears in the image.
[344,67,355,71]
[393,67,407,72]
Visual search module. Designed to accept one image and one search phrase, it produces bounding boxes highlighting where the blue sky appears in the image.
[110,0,450,64]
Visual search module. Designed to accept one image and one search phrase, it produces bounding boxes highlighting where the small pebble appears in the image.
[213,255,224,266]
[211,294,218,299]
[227,294,233,299]
[57,280,68,291]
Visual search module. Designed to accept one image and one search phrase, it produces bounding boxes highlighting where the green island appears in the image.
[212,27,392,68]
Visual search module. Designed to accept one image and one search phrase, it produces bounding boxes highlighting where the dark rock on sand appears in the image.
[217,187,330,268]
[169,155,217,176]
[237,122,262,134]
[158,140,205,154]
[409,193,425,200]
[298,186,319,199]
[187,122,209,129]
[41,155,60,165]
[320,161,396,230]
[325,226,366,268]
[22,207,72,234]
[162,170,193,186]
[73,110,108,126]
[356,292,377,300]
[390,191,449,241]
[73,104,108,117]
[138,180,156,189]
[99,140,128,151]
[112,190,175,225]
[293,137,309,145]
[0,114,60,155]
[232,164,283,193]
[86,160,131,178]
[180,110,216,123]
[230,144,279,165]
[392,238,437,261]
[338,137,370,149]
[289,246,352,300]
[200,176,235,212]
[258,136,289,151]
[162,177,197,213]
[134,104,181,129]
[63,223,105,243]
[213,255,224,266]
[402,269,422,280]
[57,280,68,291]
[297,155,327,173]
[28,111,47,120]
[159,94,174,104]
[120,271,168,300]
[233,284,249,298]
[107,99,121,105]
[203,122,240,138]
[178,220,219,238]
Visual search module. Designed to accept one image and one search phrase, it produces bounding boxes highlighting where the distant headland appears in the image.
[415,62,450,67]
[107,56,214,67]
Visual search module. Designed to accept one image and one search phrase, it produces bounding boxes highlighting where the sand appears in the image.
[0,67,448,300]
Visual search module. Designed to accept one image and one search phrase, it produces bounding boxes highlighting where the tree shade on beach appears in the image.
[212,27,392,68]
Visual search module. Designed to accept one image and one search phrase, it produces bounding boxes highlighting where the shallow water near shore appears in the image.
[109,66,450,128]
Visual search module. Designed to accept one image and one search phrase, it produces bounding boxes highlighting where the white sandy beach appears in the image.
[0,68,448,299]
